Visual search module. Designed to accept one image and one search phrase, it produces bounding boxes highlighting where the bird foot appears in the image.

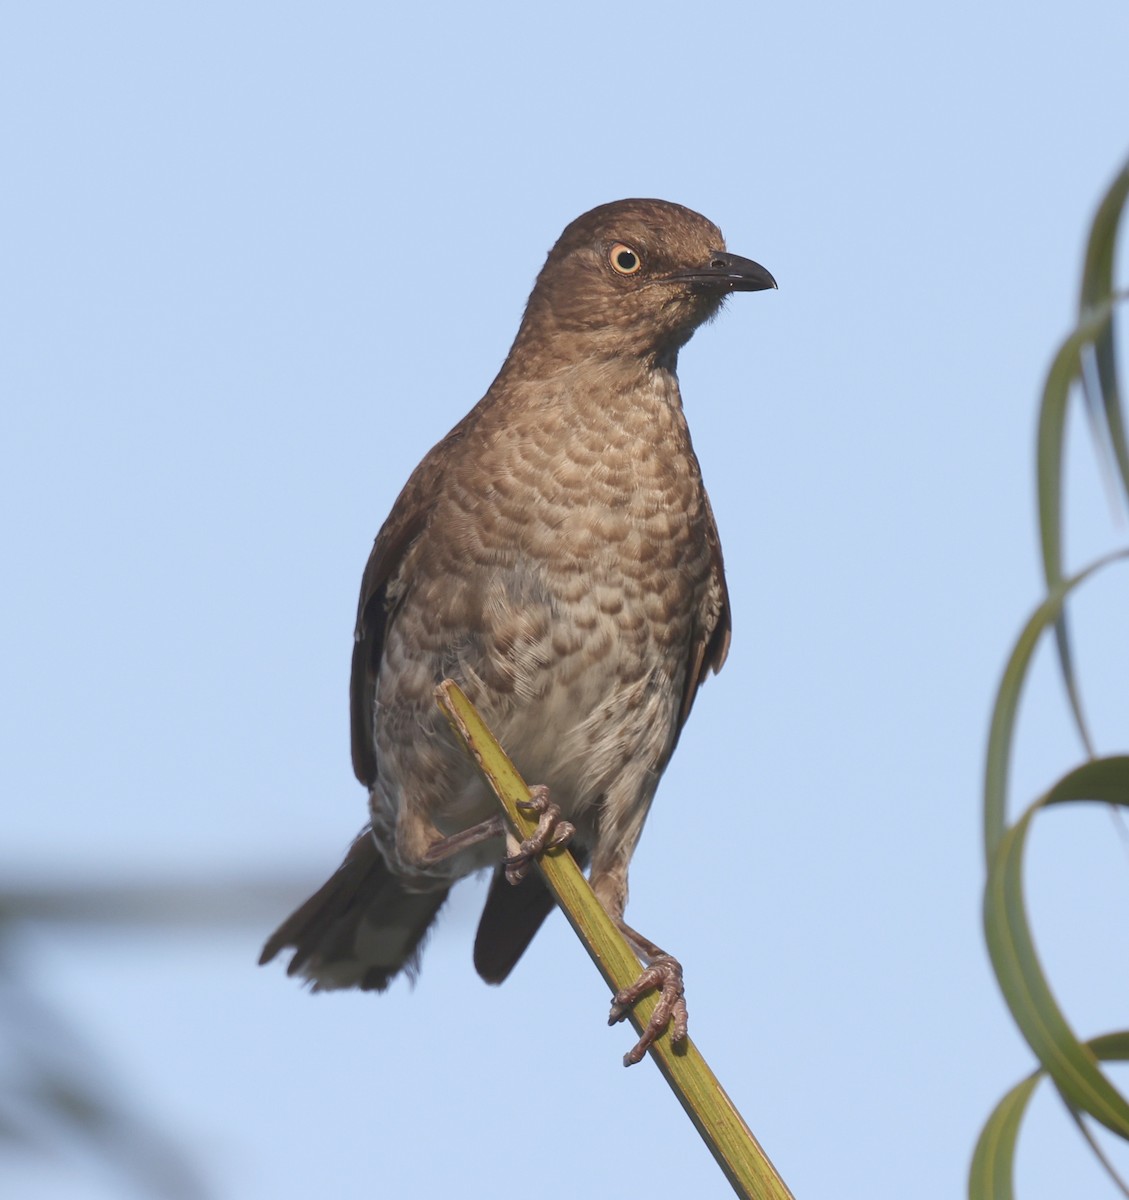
[608,954,688,1067]
[502,785,575,884]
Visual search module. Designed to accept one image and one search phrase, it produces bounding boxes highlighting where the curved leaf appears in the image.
[1036,298,1125,755]
[983,550,1129,865]
[979,155,1129,1200]
[1079,158,1129,507]
[984,757,1129,1138]
[969,1070,1043,1200]
[969,1031,1129,1200]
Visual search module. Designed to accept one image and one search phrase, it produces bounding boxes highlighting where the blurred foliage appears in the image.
[971,156,1129,1199]
[0,877,313,1199]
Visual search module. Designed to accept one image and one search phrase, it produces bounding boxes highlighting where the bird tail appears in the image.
[473,865,559,984]
[260,829,449,991]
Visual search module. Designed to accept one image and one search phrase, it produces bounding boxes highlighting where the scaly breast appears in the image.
[372,366,715,868]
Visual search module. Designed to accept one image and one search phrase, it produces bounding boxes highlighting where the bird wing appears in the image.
[673,489,731,741]
[349,411,477,785]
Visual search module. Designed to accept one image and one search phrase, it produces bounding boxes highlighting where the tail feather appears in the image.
[473,865,558,984]
[260,829,449,992]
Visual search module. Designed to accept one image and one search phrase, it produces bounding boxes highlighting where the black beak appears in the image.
[666,251,777,293]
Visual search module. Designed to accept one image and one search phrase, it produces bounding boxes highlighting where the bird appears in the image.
[260,198,776,1065]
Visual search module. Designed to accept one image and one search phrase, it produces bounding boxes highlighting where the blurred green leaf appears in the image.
[1039,152,1129,751]
[1079,158,1129,506]
[970,1031,1129,1200]
[1036,297,1125,755]
[978,155,1129,1200]
[969,1071,1041,1200]
[982,550,1129,865]
[985,757,1129,1138]
[0,951,208,1200]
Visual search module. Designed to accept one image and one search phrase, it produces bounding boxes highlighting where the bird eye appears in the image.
[609,243,642,275]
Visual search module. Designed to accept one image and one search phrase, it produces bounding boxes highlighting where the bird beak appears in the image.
[666,251,777,292]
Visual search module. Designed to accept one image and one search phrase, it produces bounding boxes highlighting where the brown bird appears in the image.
[260,198,775,1064]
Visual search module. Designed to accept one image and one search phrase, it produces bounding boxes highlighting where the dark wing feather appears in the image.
[349,410,478,785]
[349,502,427,786]
[673,489,731,742]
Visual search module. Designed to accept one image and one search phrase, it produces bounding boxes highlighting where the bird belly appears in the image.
[370,551,696,884]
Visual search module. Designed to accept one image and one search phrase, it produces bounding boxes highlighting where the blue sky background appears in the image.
[3,3,1128,1198]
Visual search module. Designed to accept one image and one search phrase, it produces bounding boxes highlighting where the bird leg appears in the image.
[607,921,689,1067]
[418,785,574,882]
[418,814,507,865]
[501,785,575,885]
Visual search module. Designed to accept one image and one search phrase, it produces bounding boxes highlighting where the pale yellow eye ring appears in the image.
[609,243,642,275]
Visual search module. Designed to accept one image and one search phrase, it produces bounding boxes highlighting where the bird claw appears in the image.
[608,955,688,1067]
[502,786,575,884]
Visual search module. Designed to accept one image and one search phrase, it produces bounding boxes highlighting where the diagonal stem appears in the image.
[435,679,794,1200]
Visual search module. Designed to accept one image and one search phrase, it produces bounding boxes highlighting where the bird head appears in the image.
[514,198,776,367]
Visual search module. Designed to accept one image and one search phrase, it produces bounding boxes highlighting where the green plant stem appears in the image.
[435,679,794,1200]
